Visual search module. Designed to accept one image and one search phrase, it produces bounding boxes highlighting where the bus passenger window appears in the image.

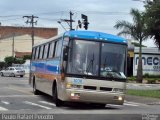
[49,42,55,58]
[43,44,49,59]
[39,45,44,59]
[55,40,62,57]
[32,48,36,60]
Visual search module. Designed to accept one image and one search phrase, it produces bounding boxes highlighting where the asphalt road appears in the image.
[0,76,160,120]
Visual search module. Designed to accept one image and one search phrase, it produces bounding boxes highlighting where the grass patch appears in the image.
[127,89,160,98]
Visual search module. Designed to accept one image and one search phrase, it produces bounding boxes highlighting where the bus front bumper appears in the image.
[63,89,125,105]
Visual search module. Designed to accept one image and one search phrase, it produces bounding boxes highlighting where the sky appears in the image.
[0,0,157,47]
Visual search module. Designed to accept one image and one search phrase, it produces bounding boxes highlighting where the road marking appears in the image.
[38,101,56,107]
[124,101,147,106]
[8,87,32,95]
[0,106,8,111]
[123,103,139,106]
[1,101,10,105]
[108,101,139,107]
[24,101,52,110]
[0,95,36,98]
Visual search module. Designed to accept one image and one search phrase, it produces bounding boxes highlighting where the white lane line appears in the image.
[107,104,123,107]
[38,101,56,107]
[124,101,147,106]
[1,101,10,105]
[0,95,36,98]
[0,106,8,111]
[23,101,52,110]
[124,103,139,106]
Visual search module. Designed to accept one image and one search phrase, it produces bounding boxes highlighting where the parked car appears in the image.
[0,67,25,77]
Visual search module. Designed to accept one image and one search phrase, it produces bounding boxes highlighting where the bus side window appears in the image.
[35,46,40,60]
[43,44,49,59]
[53,41,57,58]
[47,43,51,59]
[55,39,62,57]
[49,42,55,58]
[38,46,41,59]
[32,48,36,60]
[39,45,44,59]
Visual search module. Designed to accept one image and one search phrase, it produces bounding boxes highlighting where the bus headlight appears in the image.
[118,96,123,101]
[66,83,72,89]
[66,83,81,89]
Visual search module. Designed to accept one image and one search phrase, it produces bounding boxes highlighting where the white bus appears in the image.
[30,30,128,107]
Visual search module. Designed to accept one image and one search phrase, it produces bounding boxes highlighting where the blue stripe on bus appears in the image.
[64,31,127,44]
[31,60,60,74]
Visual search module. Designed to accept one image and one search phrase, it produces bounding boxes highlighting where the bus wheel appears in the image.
[33,81,40,95]
[52,85,63,107]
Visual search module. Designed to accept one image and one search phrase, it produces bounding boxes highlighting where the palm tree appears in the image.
[114,8,148,83]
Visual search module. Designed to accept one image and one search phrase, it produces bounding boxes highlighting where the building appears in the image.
[133,47,160,76]
[0,26,58,61]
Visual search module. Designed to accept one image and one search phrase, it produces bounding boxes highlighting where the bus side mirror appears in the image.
[63,46,69,61]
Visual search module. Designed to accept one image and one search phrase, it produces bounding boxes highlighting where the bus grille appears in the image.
[83,86,97,90]
[100,87,112,91]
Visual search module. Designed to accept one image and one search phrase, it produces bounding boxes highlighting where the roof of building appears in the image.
[0,26,58,39]
[15,51,31,58]
[134,47,160,54]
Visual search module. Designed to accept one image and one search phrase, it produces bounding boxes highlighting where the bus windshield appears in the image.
[100,43,126,79]
[67,39,127,79]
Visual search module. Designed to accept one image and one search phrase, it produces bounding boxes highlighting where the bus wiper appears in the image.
[86,53,94,75]
[104,71,124,79]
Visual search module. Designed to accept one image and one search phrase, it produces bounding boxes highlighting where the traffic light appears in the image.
[78,20,82,28]
[81,14,89,30]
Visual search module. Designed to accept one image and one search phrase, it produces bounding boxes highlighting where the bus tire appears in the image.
[52,83,63,107]
[33,79,40,95]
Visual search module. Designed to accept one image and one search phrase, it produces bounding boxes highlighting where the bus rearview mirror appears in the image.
[63,46,69,61]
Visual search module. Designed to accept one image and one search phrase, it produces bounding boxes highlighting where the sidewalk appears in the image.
[127,83,160,90]
[125,95,160,105]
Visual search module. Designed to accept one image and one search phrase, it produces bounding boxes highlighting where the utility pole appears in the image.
[69,11,74,30]
[12,33,15,57]
[59,11,75,30]
[23,15,38,47]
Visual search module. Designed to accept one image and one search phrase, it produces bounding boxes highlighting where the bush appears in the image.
[144,74,160,78]
[127,76,136,81]
[147,79,157,84]
[0,62,6,70]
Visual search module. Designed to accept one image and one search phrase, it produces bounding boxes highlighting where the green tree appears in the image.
[114,8,149,83]
[0,62,6,70]
[4,56,25,67]
[4,56,15,67]
[144,0,160,49]
[23,55,31,60]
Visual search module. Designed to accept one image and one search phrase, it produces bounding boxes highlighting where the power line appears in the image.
[23,15,38,47]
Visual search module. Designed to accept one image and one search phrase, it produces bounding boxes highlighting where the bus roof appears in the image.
[33,30,127,47]
[64,30,127,44]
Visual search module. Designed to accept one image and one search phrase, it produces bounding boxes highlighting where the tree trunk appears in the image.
[136,39,143,83]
